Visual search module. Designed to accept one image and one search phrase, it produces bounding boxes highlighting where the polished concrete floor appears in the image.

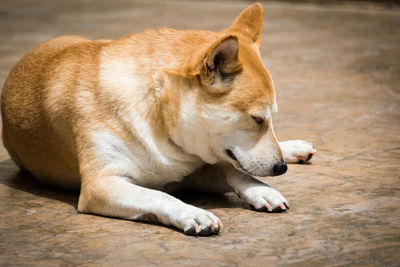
[0,0,399,266]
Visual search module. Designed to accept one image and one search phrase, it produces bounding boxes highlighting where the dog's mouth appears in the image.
[225,149,250,175]
[225,149,272,177]
[225,149,238,161]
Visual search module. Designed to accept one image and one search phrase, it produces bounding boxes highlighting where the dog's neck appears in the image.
[151,70,219,164]
[98,28,223,165]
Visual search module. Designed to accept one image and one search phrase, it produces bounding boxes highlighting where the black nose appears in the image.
[273,161,287,176]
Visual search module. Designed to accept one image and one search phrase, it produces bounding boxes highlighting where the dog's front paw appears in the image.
[280,140,316,164]
[240,186,289,212]
[172,205,222,236]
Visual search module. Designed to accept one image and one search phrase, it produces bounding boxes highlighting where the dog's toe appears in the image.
[181,208,221,236]
[199,226,213,236]
[298,151,314,163]
[251,202,288,213]
[244,186,289,213]
[184,223,220,236]
[271,205,287,213]
[184,226,198,236]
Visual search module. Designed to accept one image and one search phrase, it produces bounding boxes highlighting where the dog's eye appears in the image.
[251,116,264,125]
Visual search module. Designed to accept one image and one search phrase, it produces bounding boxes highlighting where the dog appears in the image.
[1,3,316,236]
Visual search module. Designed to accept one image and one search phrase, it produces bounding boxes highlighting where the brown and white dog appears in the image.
[1,3,315,235]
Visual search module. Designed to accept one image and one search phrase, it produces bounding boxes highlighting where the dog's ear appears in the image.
[229,3,264,47]
[200,35,242,93]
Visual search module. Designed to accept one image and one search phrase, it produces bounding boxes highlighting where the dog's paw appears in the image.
[279,140,316,164]
[172,205,222,236]
[240,186,289,212]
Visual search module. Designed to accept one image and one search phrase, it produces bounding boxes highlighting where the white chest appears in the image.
[91,131,203,188]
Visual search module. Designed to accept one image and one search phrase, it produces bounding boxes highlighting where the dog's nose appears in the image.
[273,161,287,176]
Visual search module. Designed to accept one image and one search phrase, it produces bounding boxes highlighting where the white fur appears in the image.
[241,186,288,210]
[90,63,224,233]
[279,140,316,163]
[169,87,254,166]
[87,175,221,233]
[223,117,283,177]
[263,106,272,120]
[225,167,288,211]
[169,89,222,164]
[96,57,203,188]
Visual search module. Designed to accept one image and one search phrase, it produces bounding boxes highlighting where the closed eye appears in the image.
[251,115,264,125]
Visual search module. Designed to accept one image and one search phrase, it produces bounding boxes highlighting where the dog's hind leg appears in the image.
[279,140,316,164]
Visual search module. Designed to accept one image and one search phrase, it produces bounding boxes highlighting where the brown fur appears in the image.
[1,3,274,193]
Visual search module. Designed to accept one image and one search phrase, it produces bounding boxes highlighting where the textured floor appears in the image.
[0,0,399,266]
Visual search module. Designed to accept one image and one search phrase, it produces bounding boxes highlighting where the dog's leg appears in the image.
[183,164,289,212]
[222,164,289,212]
[78,172,222,236]
[279,140,316,164]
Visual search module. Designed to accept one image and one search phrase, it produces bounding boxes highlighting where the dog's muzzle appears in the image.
[226,149,287,177]
[272,161,287,176]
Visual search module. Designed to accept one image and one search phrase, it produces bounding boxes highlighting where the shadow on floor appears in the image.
[0,159,248,211]
[0,159,79,208]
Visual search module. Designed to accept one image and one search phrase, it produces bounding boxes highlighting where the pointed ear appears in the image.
[200,35,242,93]
[229,3,264,46]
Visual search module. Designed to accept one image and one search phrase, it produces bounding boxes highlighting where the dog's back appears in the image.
[1,35,110,189]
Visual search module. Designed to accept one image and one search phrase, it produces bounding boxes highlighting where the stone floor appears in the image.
[0,0,399,266]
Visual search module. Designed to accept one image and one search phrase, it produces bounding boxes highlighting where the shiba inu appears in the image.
[1,3,316,236]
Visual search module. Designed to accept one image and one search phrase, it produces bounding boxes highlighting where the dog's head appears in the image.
[164,3,286,177]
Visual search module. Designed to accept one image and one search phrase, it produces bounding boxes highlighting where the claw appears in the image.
[210,223,219,232]
[193,223,200,234]
[264,203,272,212]
[278,203,286,210]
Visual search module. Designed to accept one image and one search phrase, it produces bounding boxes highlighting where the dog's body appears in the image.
[1,3,315,235]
